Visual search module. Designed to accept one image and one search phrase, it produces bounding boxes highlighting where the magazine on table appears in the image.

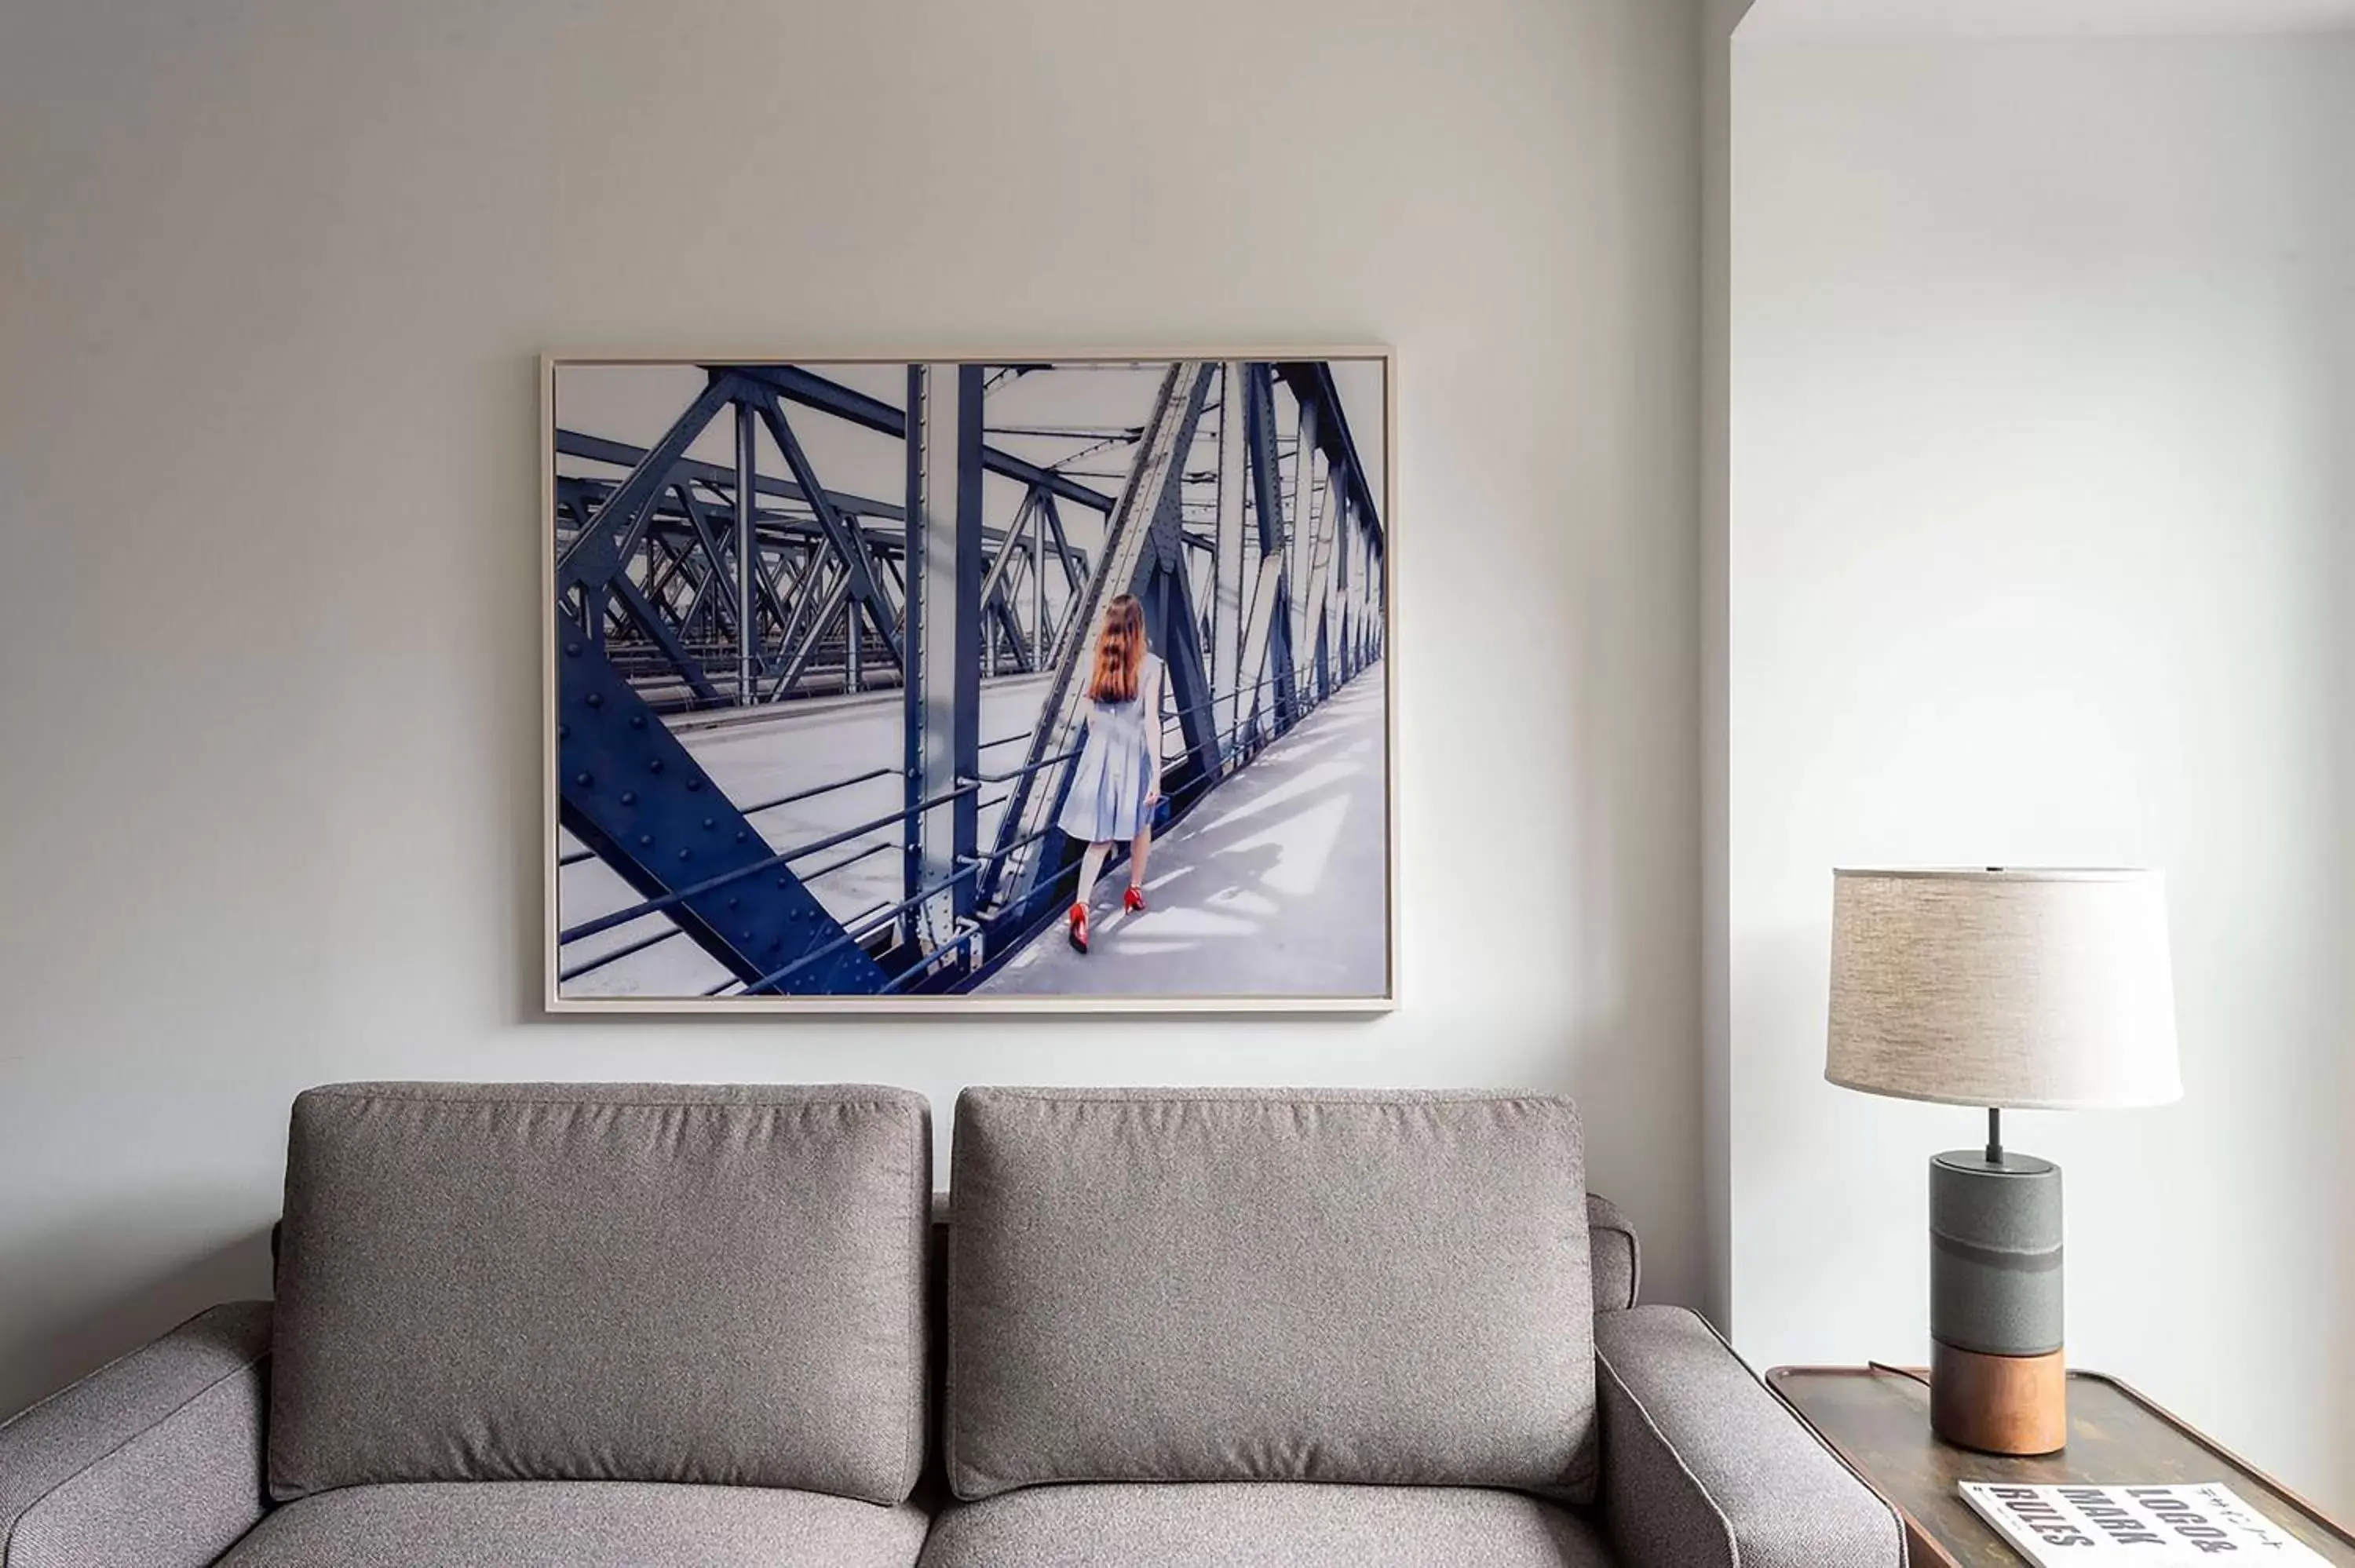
[1959,1480,2328,1566]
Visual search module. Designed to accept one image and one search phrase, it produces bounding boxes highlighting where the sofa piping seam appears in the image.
[0,1304,258,1440]
[1678,1310,1908,1564]
[1597,1310,1908,1567]
[1595,1341,1744,1566]
[968,1092,1569,1107]
[896,1112,926,1504]
[2,1347,268,1564]
[299,1092,922,1113]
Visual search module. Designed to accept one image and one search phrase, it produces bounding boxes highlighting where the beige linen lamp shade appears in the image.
[1826,868,2182,1111]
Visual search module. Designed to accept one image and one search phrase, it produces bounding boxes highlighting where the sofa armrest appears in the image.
[1595,1307,1903,1568]
[1586,1193,1641,1311]
[0,1302,271,1568]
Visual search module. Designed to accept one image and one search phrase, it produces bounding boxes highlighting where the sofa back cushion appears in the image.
[268,1082,929,1505]
[944,1087,1596,1502]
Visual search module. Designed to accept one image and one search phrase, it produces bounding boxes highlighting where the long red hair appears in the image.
[1087,594,1146,703]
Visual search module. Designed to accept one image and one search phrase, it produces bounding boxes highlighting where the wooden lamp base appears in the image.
[1931,1341,2068,1455]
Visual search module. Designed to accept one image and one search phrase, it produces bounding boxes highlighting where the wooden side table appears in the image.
[1768,1366,2355,1567]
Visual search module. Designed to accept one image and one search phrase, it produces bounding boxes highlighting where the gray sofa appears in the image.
[0,1083,1903,1568]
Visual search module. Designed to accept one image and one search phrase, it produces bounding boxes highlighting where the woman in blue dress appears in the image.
[1058,593,1166,954]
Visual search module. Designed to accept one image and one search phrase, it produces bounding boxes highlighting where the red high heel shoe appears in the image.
[1123,884,1147,913]
[1067,903,1090,954]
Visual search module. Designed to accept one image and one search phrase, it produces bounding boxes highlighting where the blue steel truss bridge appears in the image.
[550,357,1389,1001]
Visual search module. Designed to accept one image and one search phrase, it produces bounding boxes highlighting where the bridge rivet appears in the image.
[584,691,603,709]
[619,790,637,805]
[735,830,747,844]
[777,877,788,888]
[769,937,781,950]
[648,760,664,774]
[564,641,581,657]
[726,896,739,910]
[685,778,702,792]
[741,930,754,943]
[702,818,714,830]
[677,848,692,862]
[630,715,646,729]
[638,833,653,847]
[574,771,592,787]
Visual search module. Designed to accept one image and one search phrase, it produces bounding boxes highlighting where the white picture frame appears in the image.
[542,351,1397,1013]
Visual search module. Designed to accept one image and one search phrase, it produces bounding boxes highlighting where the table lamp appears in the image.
[1825,868,2180,1456]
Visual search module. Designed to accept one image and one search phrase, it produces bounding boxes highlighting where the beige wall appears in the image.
[0,0,1708,1413]
[1730,32,2355,1511]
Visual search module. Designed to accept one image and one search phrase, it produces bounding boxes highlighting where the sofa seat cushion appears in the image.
[916,1482,1616,1568]
[217,1482,929,1568]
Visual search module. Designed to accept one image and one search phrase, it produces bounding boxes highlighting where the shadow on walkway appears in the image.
[978,664,1389,999]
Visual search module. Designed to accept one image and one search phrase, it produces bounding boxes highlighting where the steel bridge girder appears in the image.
[557,640,886,995]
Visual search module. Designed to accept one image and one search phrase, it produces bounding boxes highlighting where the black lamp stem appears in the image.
[1985,1107,2003,1166]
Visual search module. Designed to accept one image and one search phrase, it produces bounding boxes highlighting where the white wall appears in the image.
[1732,35,2353,1509]
[0,0,1707,1414]
[1702,0,1758,1336]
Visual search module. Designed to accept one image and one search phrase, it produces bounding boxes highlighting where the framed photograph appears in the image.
[542,352,1394,1012]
